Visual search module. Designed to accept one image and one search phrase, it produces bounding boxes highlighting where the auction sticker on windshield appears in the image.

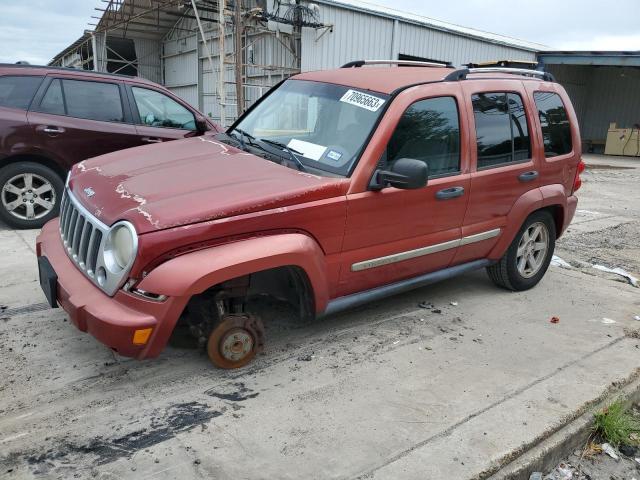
[339,89,386,112]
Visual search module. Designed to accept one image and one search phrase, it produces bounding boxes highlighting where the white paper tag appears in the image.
[339,89,385,112]
[287,138,327,161]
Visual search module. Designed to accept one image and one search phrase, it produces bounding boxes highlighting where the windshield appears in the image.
[230,79,389,176]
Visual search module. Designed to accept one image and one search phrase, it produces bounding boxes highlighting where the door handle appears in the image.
[435,186,465,200]
[518,170,539,182]
[141,137,163,143]
[42,126,64,135]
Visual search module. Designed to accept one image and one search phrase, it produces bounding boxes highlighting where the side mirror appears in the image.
[370,158,428,190]
[195,115,208,134]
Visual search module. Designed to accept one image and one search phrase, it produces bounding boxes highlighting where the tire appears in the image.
[0,162,64,229]
[486,210,556,291]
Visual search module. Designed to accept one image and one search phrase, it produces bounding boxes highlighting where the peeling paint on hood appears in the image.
[68,136,348,234]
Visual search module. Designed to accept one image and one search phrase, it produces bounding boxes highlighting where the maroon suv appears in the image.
[0,64,220,229]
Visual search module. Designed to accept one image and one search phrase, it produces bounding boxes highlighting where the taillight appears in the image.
[572,159,585,193]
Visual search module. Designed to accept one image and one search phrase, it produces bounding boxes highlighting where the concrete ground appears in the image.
[1,154,639,480]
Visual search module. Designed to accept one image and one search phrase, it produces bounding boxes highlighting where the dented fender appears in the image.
[137,233,330,313]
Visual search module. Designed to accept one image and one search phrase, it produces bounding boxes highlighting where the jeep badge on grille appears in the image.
[84,187,95,197]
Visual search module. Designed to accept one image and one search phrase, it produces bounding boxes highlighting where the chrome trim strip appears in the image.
[459,228,501,246]
[351,239,460,272]
[351,228,501,272]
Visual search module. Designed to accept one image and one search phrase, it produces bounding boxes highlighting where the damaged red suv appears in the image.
[0,64,219,229]
[36,60,583,368]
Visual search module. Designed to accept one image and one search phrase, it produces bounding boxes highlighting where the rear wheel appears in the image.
[487,210,556,291]
[0,162,64,229]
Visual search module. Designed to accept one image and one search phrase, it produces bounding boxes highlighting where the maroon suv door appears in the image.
[125,84,202,145]
[27,75,141,170]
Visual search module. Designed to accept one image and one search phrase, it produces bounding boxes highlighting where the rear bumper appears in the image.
[36,219,188,359]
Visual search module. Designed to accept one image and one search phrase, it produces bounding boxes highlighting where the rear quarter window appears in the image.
[533,92,572,157]
[0,75,43,110]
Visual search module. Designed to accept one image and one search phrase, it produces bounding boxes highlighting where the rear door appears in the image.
[27,76,140,169]
[338,83,471,296]
[0,74,45,159]
[453,80,541,264]
[126,85,200,145]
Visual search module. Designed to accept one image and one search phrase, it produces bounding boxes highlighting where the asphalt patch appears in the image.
[206,381,259,401]
[24,402,222,473]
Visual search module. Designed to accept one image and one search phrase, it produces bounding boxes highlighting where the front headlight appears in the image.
[103,221,137,272]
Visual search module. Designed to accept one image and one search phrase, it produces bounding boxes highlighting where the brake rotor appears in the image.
[207,314,264,369]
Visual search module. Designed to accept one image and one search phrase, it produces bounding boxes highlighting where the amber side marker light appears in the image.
[133,328,153,345]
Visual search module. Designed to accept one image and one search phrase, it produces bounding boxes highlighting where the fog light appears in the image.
[132,328,153,345]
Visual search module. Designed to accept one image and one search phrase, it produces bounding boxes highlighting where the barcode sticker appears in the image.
[339,89,385,112]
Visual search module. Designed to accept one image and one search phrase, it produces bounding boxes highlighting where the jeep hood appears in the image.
[69,136,347,234]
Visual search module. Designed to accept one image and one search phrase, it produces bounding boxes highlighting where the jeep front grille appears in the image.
[58,188,129,296]
[59,191,105,276]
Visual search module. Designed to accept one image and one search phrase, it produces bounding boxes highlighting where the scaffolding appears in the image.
[49,0,330,126]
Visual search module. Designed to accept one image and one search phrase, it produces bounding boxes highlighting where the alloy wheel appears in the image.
[1,173,56,221]
[516,221,549,278]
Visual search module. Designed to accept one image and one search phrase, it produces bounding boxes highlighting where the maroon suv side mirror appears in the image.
[195,116,208,134]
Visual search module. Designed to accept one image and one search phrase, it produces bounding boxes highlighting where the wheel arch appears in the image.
[136,233,330,315]
[0,153,67,180]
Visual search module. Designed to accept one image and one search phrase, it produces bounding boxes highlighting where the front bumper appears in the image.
[36,219,188,359]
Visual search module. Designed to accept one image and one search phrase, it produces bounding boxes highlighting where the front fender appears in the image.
[137,233,330,313]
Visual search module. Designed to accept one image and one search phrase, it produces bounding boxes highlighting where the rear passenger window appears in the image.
[533,92,572,157]
[39,79,66,115]
[0,75,43,110]
[62,79,124,123]
[472,92,531,169]
[385,96,460,177]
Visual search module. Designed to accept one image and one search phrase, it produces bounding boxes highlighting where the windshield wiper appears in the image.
[229,127,256,150]
[259,138,307,172]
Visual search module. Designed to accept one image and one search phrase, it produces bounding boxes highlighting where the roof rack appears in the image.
[444,67,555,82]
[341,59,452,69]
[0,63,135,79]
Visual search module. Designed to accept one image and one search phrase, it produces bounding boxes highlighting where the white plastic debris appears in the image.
[576,209,601,215]
[450,301,458,306]
[601,442,620,460]
[601,318,617,325]
[551,255,573,269]
[556,465,573,479]
[634,315,640,321]
[593,264,639,288]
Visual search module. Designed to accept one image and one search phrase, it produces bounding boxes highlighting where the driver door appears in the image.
[126,85,199,145]
[338,87,471,296]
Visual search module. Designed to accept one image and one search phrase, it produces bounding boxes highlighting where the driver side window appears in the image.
[131,87,196,130]
[384,96,460,177]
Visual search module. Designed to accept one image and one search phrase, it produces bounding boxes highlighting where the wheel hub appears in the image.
[220,328,255,362]
[207,314,265,369]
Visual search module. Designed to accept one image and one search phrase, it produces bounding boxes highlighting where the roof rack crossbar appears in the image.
[444,67,555,82]
[341,59,452,69]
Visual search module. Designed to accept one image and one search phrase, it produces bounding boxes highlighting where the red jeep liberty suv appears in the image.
[36,61,583,368]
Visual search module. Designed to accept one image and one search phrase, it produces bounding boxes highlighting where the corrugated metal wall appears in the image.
[301,2,536,71]
[160,2,536,125]
[133,38,162,83]
[162,13,295,126]
[547,64,640,142]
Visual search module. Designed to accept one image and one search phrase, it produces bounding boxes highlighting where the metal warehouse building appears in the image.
[50,0,540,127]
[539,51,640,153]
